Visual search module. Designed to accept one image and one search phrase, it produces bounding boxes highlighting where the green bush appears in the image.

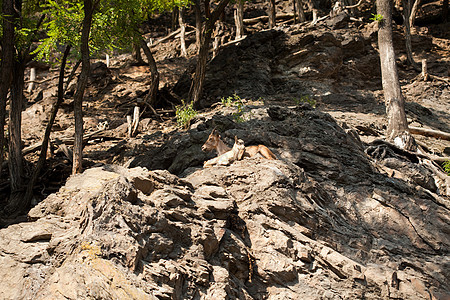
[176,100,198,129]
[443,160,450,176]
[294,95,316,108]
[221,93,248,123]
[370,13,384,22]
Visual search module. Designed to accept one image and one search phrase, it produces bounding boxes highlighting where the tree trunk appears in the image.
[189,0,232,107]
[443,0,448,21]
[171,6,179,32]
[133,42,144,64]
[8,61,25,194]
[410,0,421,27]
[141,40,160,106]
[306,0,318,24]
[377,0,415,150]
[0,0,15,179]
[295,0,306,22]
[235,0,244,39]
[24,45,71,209]
[189,30,212,107]
[268,0,276,28]
[73,0,95,175]
[402,0,419,69]
[179,8,187,57]
[194,0,203,51]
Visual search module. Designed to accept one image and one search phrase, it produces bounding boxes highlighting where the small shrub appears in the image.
[370,13,384,22]
[443,160,450,176]
[176,100,198,129]
[220,93,249,123]
[294,95,316,108]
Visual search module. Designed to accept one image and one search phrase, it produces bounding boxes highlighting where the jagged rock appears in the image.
[1,107,449,299]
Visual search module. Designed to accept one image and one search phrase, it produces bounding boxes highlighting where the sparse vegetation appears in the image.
[370,13,384,22]
[221,93,251,123]
[176,100,198,129]
[444,161,450,176]
[294,95,316,108]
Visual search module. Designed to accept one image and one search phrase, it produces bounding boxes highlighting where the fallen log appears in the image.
[22,129,108,156]
[149,28,181,48]
[243,13,295,25]
[409,126,450,141]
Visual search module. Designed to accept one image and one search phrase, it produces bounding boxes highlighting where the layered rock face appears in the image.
[1,107,449,299]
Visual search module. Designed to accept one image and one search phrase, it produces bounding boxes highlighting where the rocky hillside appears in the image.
[1,106,449,299]
[0,2,449,298]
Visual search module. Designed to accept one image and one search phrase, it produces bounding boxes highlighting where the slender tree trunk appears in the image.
[410,0,421,27]
[443,0,449,21]
[189,0,232,107]
[8,61,25,194]
[268,0,276,28]
[24,45,71,208]
[141,40,160,106]
[194,0,202,51]
[402,0,419,69]
[171,6,179,32]
[0,0,15,179]
[189,29,212,107]
[235,0,244,39]
[4,0,26,216]
[179,8,187,57]
[307,0,318,24]
[295,0,306,22]
[377,0,415,150]
[133,42,144,64]
[73,0,95,175]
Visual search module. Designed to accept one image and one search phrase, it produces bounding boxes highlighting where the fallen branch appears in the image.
[219,36,247,48]
[345,0,364,9]
[25,74,61,84]
[243,13,294,25]
[23,129,107,156]
[150,28,181,48]
[409,126,450,141]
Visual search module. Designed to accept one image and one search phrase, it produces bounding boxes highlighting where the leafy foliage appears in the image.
[221,93,253,123]
[370,13,384,22]
[443,161,450,175]
[176,100,198,129]
[33,0,191,62]
[294,95,316,108]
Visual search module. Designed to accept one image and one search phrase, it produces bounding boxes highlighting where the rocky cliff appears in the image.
[1,106,449,299]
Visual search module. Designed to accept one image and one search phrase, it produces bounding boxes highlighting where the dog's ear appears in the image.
[234,136,238,143]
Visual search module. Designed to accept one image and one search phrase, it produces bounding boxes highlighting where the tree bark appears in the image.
[171,6,179,32]
[402,0,419,70]
[133,42,144,64]
[0,0,15,179]
[179,8,187,57]
[268,0,276,28]
[73,0,95,175]
[141,40,160,106]
[9,60,25,194]
[189,0,232,107]
[235,0,244,39]
[377,0,415,150]
[443,0,448,21]
[409,0,421,27]
[194,0,202,51]
[295,0,306,22]
[24,45,71,208]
